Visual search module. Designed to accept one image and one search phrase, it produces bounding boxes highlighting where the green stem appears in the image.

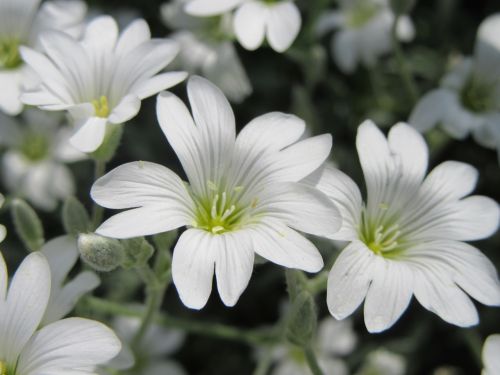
[91,160,106,230]
[303,346,324,375]
[391,14,418,104]
[306,270,329,295]
[252,347,274,375]
[131,265,169,349]
[85,296,277,345]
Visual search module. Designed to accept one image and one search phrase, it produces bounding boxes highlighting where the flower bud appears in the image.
[10,198,44,251]
[62,196,90,236]
[285,291,318,347]
[121,237,155,269]
[78,233,125,272]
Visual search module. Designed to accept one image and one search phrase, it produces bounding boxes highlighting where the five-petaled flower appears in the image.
[91,76,341,309]
[317,120,500,333]
[0,251,120,375]
[20,15,187,153]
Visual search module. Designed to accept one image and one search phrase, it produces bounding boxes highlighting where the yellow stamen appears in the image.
[92,96,110,118]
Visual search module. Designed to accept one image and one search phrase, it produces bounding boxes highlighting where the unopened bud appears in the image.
[10,199,44,252]
[286,291,318,347]
[121,237,155,269]
[62,196,90,235]
[78,233,124,272]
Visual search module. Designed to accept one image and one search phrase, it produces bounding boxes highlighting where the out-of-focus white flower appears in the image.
[20,15,187,153]
[99,316,186,375]
[410,14,500,163]
[355,348,406,375]
[161,0,252,102]
[40,235,100,326]
[317,120,500,333]
[0,251,121,374]
[482,334,500,375]
[0,109,85,211]
[0,0,86,115]
[316,0,414,73]
[270,318,356,375]
[0,194,5,243]
[185,0,301,52]
[91,76,341,309]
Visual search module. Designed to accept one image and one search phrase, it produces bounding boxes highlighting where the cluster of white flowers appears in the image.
[0,0,499,373]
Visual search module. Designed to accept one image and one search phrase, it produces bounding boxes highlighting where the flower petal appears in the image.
[215,231,254,306]
[172,229,216,309]
[364,260,414,333]
[420,161,479,200]
[332,30,359,74]
[0,69,24,115]
[0,252,7,300]
[69,117,107,153]
[270,134,332,182]
[405,241,500,307]
[40,236,78,287]
[108,94,141,124]
[266,1,301,52]
[474,14,500,79]
[96,205,192,239]
[327,241,375,320]
[235,112,305,154]
[156,91,206,194]
[412,266,478,327]
[249,219,323,272]
[187,76,236,186]
[115,19,151,58]
[184,0,244,16]
[409,89,451,132]
[234,1,267,50]
[17,317,121,374]
[315,164,362,241]
[92,161,194,211]
[483,334,500,375]
[42,271,100,325]
[131,71,188,100]
[260,182,342,238]
[0,252,51,364]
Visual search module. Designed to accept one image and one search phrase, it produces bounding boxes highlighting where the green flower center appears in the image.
[359,206,404,258]
[19,132,50,162]
[0,38,23,70]
[0,361,10,375]
[192,181,258,234]
[460,76,497,113]
[347,1,380,28]
[92,96,110,118]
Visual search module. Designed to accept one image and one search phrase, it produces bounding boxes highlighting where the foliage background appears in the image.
[1,0,500,374]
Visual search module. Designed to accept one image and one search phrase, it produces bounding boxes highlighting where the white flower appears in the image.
[0,251,121,374]
[91,76,341,309]
[410,14,500,163]
[355,349,406,375]
[185,0,301,52]
[161,0,252,102]
[40,235,100,326]
[0,194,5,243]
[100,316,186,375]
[316,0,414,73]
[270,318,356,375]
[20,15,188,153]
[0,0,86,115]
[0,109,85,211]
[316,120,500,333]
[482,334,500,375]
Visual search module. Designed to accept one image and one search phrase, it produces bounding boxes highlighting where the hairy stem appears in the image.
[304,346,324,375]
